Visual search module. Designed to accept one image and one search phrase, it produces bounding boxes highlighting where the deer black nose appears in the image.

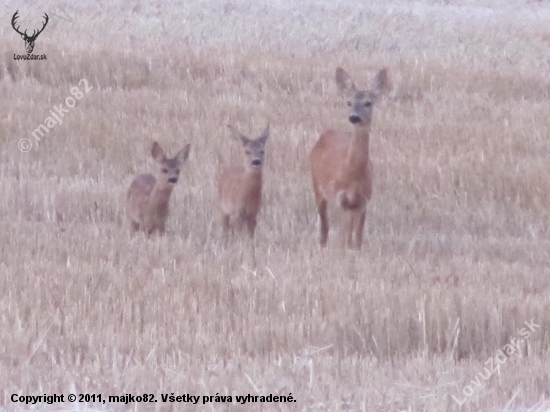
[349,115,361,124]
[168,177,178,184]
[252,159,261,166]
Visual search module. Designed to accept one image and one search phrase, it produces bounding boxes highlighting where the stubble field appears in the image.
[1,0,550,411]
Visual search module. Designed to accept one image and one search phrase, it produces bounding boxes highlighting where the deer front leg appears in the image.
[317,198,329,247]
[354,210,366,250]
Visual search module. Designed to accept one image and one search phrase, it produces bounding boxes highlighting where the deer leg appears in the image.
[345,212,355,248]
[316,197,329,247]
[236,210,249,235]
[354,210,366,250]
[157,222,166,235]
[246,216,257,239]
[221,214,231,239]
[246,216,257,270]
[129,220,139,234]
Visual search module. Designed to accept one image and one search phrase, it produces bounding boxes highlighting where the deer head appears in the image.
[12,11,49,54]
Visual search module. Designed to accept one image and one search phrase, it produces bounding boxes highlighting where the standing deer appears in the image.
[310,67,388,249]
[218,124,269,268]
[11,11,49,54]
[127,142,191,235]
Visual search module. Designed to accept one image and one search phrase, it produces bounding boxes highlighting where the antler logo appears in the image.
[12,10,49,54]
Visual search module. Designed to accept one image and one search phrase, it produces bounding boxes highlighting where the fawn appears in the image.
[127,142,191,235]
[310,67,388,249]
[218,124,270,268]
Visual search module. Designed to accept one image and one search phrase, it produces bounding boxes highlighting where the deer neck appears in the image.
[345,123,371,174]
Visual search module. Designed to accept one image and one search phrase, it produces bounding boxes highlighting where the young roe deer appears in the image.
[127,142,191,235]
[218,124,269,268]
[309,67,388,249]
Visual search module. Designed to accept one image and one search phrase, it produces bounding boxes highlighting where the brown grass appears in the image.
[2,0,550,410]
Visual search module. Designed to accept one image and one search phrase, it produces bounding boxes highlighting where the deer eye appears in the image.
[364,102,371,107]
[245,150,251,155]
[347,101,352,107]
[176,169,180,175]
[162,168,169,174]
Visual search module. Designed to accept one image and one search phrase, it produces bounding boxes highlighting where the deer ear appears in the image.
[227,124,250,146]
[335,67,357,94]
[258,124,269,143]
[176,144,191,164]
[151,142,166,163]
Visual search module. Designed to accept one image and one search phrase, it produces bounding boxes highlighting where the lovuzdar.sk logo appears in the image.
[12,10,48,61]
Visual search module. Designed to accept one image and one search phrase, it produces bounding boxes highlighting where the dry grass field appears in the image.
[1,0,550,410]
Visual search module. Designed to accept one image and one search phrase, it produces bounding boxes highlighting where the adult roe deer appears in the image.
[127,142,191,235]
[218,124,269,268]
[310,67,388,249]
